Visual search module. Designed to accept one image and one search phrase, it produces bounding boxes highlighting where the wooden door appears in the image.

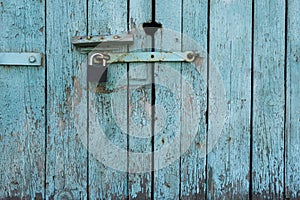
[0,0,300,199]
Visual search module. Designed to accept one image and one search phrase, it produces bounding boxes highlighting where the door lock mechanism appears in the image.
[87,53,110,83]
[89,53,110,67]
[72,33,202,84]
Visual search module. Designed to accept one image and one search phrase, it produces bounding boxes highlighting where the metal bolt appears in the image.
[29,55,36,63]
[113,35,121,39]
[187,52,194,60]
[87,36,92,40]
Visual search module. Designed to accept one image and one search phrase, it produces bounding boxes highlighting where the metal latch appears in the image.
[85,51,199,83]
[72,33,201,83]
[0,52,43,66]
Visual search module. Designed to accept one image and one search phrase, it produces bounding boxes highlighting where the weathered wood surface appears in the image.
[88,0,128,199]
[128,0,152,199]
[207,0,252,199]
[45,0,87,199]
[0,0,299,199]
[252,0,286,198]
[180,0,208,199]
[154,0,182,199]
[285,0,300,198]
[0,0,45,198]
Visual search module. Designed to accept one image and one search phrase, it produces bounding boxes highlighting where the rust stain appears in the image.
[72,76,82,106]
[65,87,71,103]
[193,56,203,68]
[195,141,203,149]
[164,182,171,188]
[35,120,39,129]
[95,83,115,94]
[58,119,66,133]
[39,26,44,33]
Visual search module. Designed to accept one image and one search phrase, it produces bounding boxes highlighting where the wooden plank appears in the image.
[87,1,128,199]
[0,0,45,198]
[128,0,152,199]
[45,1,88,199]
[252,0,286,198]
[180,0,208,199]
[207,0,252,199]
[154,0,182,199]
[285,0,300,198]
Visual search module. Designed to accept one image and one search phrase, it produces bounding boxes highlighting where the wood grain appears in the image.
[252,0,286,198]
[0,0,45,198]
[207,0,252,199]
[128,0,152,199]
[87,0,128,199]
[285,0,300,198]
[154,0,182,199]
[45,0,87,198]
[180,0,208,199]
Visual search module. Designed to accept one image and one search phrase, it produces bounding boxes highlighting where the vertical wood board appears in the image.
[46,0,87,198]
[252,0,286,198]
[0,0,45,198]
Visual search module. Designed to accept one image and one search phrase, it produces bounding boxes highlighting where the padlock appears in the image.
[87,53,110,83]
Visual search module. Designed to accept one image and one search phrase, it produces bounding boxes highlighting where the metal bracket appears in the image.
[72,33,134,53]
[0,52,43,66]
[89,51,198,66]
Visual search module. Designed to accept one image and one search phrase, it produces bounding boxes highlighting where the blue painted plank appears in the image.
[0,0,45,198]
[128,0,152,199]
[207,0,252,199]
[87,0,129,199]
[252,0,286,198]
[45,0,88,199]
[285,0,300,198]
[154,0,182,199]
[180,0,208,199]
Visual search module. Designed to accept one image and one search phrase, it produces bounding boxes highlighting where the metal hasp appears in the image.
[0,52,42,66]
[72,33,201,83]
[86,51,199,83]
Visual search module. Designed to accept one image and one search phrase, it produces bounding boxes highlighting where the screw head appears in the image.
[113,35,121,39]
[29,55,36,63]
[187,52,194,60]
[87,36,92,40]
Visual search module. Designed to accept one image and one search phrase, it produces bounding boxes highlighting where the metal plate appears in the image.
[0,52,43,66]
[72,33,134,47]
